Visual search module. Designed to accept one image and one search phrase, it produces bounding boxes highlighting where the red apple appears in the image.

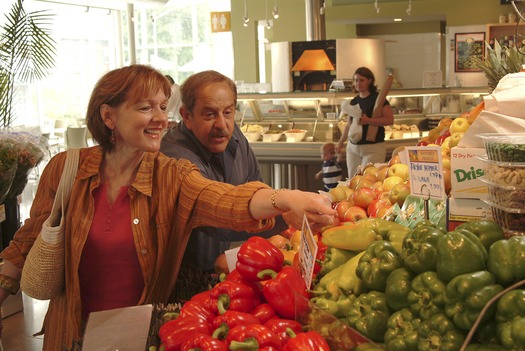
[376,202,394,219]
[352,187,377,210]
[349,175,363,190]
[343,206,368,222]
[435,129,451,146]
[335,200,352,222]
[356,178,375,190]
[388,182,411,207]
[367,199,389,217]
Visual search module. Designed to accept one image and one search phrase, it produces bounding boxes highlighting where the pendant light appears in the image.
[243,0,249,27]
[272,0,279,19]
[374,0,380,14]
[406,0,412,16]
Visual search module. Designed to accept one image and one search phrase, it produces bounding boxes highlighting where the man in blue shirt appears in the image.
[160,70,289,301]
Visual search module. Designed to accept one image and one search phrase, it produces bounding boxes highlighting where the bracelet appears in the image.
[271,188,289,212]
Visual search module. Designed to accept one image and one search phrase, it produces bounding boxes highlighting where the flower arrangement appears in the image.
[0,128,46,203]
[0,136,19,204]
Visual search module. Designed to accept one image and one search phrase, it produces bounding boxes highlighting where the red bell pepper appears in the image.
[283,330,331,351]
[236,236,284,282]
[257,266,310,319]
[264,318,303,345]
[251,303,278,324]
[179,300,216,323]
[209,280,261,315]
[190,290,213,307]
[180,333,228,351]
[225,268,265,299]
[211,310,260,340]
[159,316,212,351]
[226,324,283,351]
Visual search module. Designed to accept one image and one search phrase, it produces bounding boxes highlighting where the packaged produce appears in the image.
[480,133,525,162]
[484,200,525,235]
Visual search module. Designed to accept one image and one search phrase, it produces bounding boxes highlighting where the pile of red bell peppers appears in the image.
[158,236,331,351]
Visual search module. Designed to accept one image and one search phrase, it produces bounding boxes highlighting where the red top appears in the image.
[78,184,144,321]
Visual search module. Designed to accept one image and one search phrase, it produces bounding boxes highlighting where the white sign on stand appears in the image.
[298,215,318,289]
[405,146,446,200]
[82,304,153,351]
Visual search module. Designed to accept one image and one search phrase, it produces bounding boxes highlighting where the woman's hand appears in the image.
[277,190,336,230]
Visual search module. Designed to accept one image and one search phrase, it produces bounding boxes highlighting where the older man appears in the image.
[160,70,289,301]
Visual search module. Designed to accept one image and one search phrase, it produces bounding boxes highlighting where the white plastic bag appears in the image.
[341,100,363,143]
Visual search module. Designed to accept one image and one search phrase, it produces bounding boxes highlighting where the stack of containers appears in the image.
[479,133,525,236]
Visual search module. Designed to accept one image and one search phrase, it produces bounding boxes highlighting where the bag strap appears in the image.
[47,148,80,227]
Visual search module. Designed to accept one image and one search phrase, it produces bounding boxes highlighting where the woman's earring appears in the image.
[110,129,116,145]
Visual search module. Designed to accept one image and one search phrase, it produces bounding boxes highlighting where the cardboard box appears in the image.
[447,197,493,231]
[450,147,488,199]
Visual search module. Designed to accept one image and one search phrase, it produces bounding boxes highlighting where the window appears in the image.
[12,0,232,129]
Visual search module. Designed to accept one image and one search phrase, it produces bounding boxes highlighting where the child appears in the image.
[315,142,342,191]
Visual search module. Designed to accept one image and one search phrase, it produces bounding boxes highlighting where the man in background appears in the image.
[160,70,289,301]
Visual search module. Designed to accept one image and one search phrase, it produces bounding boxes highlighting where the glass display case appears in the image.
[236,87,489,192]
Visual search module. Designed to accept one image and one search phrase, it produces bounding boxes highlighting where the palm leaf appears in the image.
[0,0,56,127]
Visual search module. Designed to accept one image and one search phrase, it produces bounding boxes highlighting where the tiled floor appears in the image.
[1,294,47,351]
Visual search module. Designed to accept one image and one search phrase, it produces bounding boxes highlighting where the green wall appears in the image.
[231,0,515,82]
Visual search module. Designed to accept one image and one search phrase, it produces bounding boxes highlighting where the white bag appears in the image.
[341,100,363,143]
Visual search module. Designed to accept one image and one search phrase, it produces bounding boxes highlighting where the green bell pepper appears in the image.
[487,236,525,286]
[313,262,345,300]
[321,224,378,251]
[400,223,444,274]
[311,297,344,318]
[356,240,404,292]
[444,270,503,331]
[417,313,466,351]
[436,229,487,282]
[336,293,356,318]
[456,220,504,252]
[320,247,356,275]
[496,289,525,350]
[346,290,392,343]
[385,267,416,311]
[407,271,446,320]
[384,308,421,351]
[337,251,367,296]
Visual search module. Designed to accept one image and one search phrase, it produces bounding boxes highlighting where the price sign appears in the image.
[406,146,446,200]
[298,215,318,289]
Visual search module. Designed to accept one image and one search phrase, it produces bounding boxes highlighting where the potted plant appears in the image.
[0,0,56,128]
[0,0,56,246]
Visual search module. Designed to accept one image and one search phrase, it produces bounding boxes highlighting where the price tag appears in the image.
[298,215,318,289]
[406,146,446,200]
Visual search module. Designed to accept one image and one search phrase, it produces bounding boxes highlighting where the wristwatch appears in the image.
[0,258,20,295]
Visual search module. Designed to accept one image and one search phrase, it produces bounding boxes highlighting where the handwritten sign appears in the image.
[298,215,318,289]
[406,146,446,200]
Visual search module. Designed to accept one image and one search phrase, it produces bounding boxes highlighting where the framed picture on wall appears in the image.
[455,32,485,72]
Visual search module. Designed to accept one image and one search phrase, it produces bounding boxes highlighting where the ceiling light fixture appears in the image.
[374,0,380,14]
[406,0,412,16]
[265,0,272,29]
[272,0,279,19]
[243,0,249,27]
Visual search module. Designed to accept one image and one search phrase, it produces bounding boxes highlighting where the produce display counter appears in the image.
[250,138,419,192]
